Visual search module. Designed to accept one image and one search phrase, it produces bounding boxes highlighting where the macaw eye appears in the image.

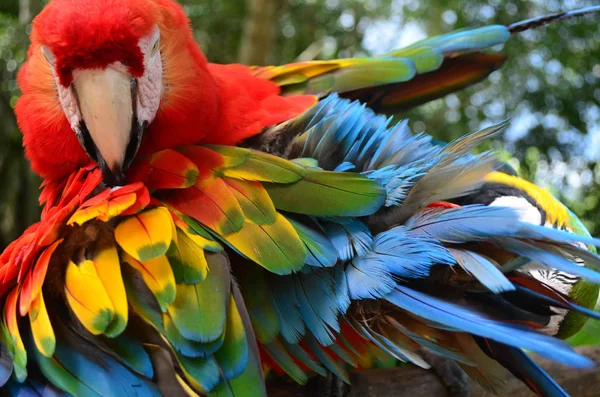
[150,37,160,56]
[40,45,56,66]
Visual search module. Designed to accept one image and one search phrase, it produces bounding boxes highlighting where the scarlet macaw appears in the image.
[1,1,600,396]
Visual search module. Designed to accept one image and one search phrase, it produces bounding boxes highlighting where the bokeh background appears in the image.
[0,0,599,252]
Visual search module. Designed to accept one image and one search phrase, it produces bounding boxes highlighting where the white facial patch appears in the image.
[136,25,163,126]
[488,194,586,336]
[488,196,543,226]
[40,25,163,140]
[41,46,83,132]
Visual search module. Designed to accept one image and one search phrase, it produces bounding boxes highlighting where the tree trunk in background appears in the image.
[19,0,31,24]
[238,0,280,65]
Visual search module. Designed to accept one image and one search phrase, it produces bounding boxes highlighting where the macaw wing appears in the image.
[3,97,600,397]
[254,25,509,114]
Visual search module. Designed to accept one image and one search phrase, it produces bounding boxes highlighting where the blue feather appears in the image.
[512,285,600,321]
[346,226,454,299]
[262,340,307,384]
[497,238,600,283]
[284,343,327,376]
[334,265,351,314]
[294,270,343,346]
[349,318,427,367]
[388,320,473,365]
[386,286,594,368]
[406,205,521,243]
[270,275,305,344]
[304,334,349,383]
[298,95,442,174]
[477,339,569,397]
[104,334,154,378]
[6,378,70,397]
[363,164,427,207]
[333,162,355,172]
[287,218,338,268]
[35,335,161,397]
[449,249,514,293]
[346,256,395,300]
[0,341,12,387]
[324,219,372,261]
[403,25,510,55]
[176,354,221,392]
[514,222,600,247]
[372,226,455,278]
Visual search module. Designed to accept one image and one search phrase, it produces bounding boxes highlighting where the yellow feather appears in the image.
[171,229,208,282]
[93,246,128,337]
[122,253,176,312]
[223,213,307,274]
[182,229,222,252]
[485,172,570,227]
[176,374,204,397]
[29,290,55,357]
[68,193,137,226]
[115,207,174,262]
[4,288,27,381]
[65,260,114,335]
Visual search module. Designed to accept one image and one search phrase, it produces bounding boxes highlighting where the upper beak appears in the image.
[73,67,143,186]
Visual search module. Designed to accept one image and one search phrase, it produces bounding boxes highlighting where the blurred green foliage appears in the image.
[0,0,599,250]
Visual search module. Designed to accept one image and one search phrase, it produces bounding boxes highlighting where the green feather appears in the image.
[239,268,280,343]
[304,58,416,95]
[224,178,277,225]
[213,295,249,380]
[104,334,154,378]
[263,339,308,384]
[209,284,267,397]
[264,169,385,217]
[558,209,600,339]
[385,46,444,73]
[122,264,165,333]
[304,334,349,383]
[167,252,231,343]
[285,342,327,376]
[176,353,221,392]
[222,214,307,275]
[168,229,209,284]
[208,146,305,183]
[164,313,225,358]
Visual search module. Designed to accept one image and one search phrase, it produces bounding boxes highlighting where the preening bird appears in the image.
[2,1,600,396]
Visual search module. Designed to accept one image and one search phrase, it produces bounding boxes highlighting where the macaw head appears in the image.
[16,0,220,185]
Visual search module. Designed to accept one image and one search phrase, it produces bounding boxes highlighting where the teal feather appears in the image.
[287,217,338,268]
[239,268,280,344]
[104,334,154,379]
[304,334,349,383]
[284,343,327,376]
[262,340,308,384]
[269,275,305,344]
[167,252,231,343]
[177,353,221,392]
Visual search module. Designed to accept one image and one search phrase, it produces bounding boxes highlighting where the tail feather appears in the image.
[475,337,569,397]
[508,6,600,34]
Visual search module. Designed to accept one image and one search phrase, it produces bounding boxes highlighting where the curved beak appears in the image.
[73,67,143,186]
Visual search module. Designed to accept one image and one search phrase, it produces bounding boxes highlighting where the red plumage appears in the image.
[16,0,316,182]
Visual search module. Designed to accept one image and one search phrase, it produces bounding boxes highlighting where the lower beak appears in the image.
[73,68,143,186]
